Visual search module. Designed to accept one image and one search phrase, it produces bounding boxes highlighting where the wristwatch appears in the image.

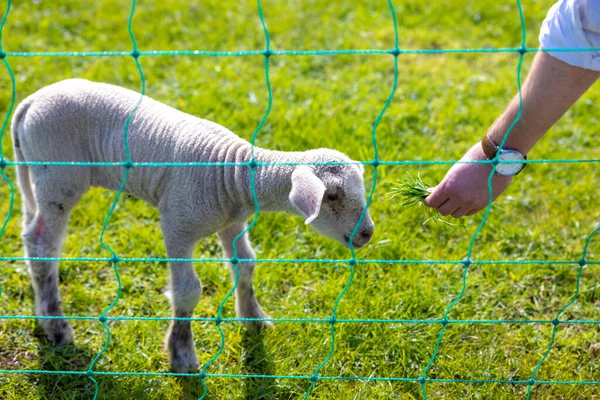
[481,135,527,177]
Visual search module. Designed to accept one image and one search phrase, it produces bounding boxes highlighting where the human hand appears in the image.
[423,143,513,218]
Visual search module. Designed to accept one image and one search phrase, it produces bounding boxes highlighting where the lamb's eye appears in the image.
[326,193,338,201]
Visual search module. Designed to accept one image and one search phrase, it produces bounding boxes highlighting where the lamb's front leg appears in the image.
[219,223,272,332]
[161,223,203,373]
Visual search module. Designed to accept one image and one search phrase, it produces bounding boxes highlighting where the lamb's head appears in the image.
[288,149,375,249]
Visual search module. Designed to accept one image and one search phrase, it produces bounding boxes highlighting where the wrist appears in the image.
[487,128,533,156]
[486,113,535,156]
[485,95,540,156]
[480,134,527,177]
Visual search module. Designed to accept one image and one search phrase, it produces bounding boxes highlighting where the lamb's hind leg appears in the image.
[24,170,87,345]
[219,223,272,332]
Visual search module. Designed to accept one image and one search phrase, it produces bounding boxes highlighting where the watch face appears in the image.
[496,150,525,176]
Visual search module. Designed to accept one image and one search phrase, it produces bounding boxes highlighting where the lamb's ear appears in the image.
[289,165,326,225]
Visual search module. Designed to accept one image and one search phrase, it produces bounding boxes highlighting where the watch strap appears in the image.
[481,134,499,159]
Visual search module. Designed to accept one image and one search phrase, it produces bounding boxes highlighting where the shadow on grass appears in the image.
[28,325,98,399]
[178,329,283,400]
[240,329,277,400]
[176,375,207,400]
[26,325,289,399]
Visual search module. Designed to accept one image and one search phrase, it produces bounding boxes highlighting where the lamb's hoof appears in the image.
[244,314,274,333]
[169,351,199,373]
[167,327,199,373]
[44,319,74,346]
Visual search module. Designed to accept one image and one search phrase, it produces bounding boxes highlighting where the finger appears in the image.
[423,186,447,208]
[438,200,460,216]
[451,207,467,218]
[465,209,480,216]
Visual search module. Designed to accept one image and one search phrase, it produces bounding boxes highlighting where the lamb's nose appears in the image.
[361,229,373,240]
[358,227,374,244]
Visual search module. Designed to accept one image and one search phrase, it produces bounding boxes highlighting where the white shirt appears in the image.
[539,0,600,71]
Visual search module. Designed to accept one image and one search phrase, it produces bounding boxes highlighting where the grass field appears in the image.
[0,0,599,399]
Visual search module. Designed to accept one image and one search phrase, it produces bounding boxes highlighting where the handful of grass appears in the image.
[388,173,460,227]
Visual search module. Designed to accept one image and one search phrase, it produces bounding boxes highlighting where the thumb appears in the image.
[423,185,447,208]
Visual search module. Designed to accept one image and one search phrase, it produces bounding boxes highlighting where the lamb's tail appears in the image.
[11,96,37,215]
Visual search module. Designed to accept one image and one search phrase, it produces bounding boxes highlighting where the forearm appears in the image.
[487,52,599,155]
[425,1,600,218]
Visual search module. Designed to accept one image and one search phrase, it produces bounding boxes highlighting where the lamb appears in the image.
[11,79,375,372]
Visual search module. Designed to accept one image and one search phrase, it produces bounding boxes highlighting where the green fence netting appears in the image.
[0,0,599,399]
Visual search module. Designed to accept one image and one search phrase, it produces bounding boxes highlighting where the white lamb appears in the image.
[11,79,375,372]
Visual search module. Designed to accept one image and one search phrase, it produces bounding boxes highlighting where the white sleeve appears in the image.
[539,0,600,71]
